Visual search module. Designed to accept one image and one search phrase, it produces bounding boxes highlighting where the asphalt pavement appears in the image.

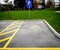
[0,20,60,48]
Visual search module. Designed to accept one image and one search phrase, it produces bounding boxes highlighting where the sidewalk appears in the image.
[55,11,60,13]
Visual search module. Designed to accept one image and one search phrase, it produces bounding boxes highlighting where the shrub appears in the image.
[46,0,53,8]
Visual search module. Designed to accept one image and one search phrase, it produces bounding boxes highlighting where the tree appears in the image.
[4,0,11,18]
[14,0,25,10]
[46,0,53,8]
[9,1,13,10]
[4,0,9,4]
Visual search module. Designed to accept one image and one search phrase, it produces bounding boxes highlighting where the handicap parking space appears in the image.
[0,20,60,48]
[0,21,12,48]
[0,20,24,48]
[0,21,12,31]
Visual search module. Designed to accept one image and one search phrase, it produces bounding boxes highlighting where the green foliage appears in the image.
[0,9,60,33]
[46,0,53,8]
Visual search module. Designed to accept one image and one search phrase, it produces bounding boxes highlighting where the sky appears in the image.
[0,0,59,4]
[0,0,14,4]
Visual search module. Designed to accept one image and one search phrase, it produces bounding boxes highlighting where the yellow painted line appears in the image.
[0,30,16,36]
[0,37,11,43]
[3,21,24,48]
[0,48,60,50]
[8,22,21,28]
[1,21,17,33]
[8,24,19,28]
[7,25,19,30]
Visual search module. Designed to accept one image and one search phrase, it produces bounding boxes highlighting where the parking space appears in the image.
[0,20,60,48]
[0,20,24,48]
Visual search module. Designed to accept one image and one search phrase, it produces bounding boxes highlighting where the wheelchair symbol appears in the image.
[28,1,31,5]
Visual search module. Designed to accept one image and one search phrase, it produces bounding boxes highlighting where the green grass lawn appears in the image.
[0,8,60,33]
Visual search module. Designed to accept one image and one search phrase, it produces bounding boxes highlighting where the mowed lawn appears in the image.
[0,8,60,33]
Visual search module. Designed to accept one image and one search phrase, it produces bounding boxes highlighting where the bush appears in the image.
[46,0,53,8]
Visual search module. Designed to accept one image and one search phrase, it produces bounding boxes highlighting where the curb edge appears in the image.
[43,20,60,39]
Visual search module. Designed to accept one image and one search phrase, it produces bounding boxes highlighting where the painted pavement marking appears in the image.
[0,30,16,36]
[30,25,39,30]
[0,21,24,48]
[0,37,11,43]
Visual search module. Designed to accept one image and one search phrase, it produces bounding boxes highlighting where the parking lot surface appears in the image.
[0,20,60,48]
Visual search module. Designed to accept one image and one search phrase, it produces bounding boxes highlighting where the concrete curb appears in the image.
[55,11,60,13]
[43,20,60,39]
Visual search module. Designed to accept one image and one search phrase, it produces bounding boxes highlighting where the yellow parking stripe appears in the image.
[7,25,19,30]
[1,21,17,33]
[9,23,19,28]
[0,30,15,36]
[3,21,24,48]
[0,48,60,50]
[0,37,11,43]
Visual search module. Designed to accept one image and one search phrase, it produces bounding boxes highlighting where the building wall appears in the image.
[33,0,42,3]
[33,0,45,9]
